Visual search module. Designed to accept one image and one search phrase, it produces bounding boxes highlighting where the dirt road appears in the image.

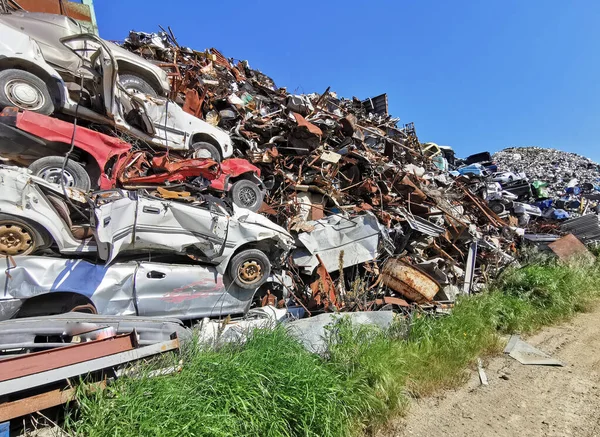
[387,305,600,437]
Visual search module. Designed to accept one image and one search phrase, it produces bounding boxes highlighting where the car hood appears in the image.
[0,11,83,72]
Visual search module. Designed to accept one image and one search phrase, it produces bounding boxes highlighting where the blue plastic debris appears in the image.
[552,209,570,220]
[535,199,553,210]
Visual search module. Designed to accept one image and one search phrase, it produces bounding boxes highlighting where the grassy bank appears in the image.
[67,256,600,437]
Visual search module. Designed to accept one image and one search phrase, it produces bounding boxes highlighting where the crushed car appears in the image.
[0,255,294,322]
[0,166,294,289]
[0,18,233,160]
[0,108,266,211]
[491,171,526,184]
[0,10,170,98]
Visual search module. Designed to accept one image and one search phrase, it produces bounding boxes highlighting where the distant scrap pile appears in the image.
[492,147,600,220]
[493,147,600,194]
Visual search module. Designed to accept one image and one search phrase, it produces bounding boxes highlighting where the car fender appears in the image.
[12,110,132,188]
[211,159,263,192]
[0,194,92,253]
[213,208,294,273]
[0,167,94,253]
[0,24,69,108]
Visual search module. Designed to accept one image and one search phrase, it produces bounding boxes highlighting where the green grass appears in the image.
[67,256,600,437]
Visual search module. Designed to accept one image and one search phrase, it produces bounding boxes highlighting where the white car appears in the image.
[0,20,232,161]
[491,171,525,184]
[0,166,293,289]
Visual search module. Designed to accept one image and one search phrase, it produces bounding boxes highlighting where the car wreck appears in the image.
[0,255,293,322]
[0,108,266,210]
[0,166,294,289]
[0,16,233,160]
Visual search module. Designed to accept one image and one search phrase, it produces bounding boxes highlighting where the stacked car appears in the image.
[0,10,293,322]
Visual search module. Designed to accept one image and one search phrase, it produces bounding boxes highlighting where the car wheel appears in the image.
[489,202,506,215]
[29,156,91,191]
[119,74,158,97]
[230,180,264,212]
[0,213,49,256]
[228,249,271,290]
[191,142,221,162]
[0,69,54,115]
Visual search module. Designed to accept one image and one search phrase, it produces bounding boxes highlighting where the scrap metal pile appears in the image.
[2,9,600,433]
[116,29,530,310]
[0,14,598,330]
[492,147,600,220]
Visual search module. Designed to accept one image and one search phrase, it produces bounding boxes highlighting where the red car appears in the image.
[0,108,266,211]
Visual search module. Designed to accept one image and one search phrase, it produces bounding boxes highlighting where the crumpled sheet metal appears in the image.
[0,313,192,350]
[287,311,395,355]
[94,193,294,272]
[292,212,391,274]
[116,151,219,186]
[0,256,275,321]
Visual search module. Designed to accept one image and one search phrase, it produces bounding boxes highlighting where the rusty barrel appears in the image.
[381,258,440,303]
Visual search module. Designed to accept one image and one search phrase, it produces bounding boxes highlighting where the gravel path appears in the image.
[384,305,600,437]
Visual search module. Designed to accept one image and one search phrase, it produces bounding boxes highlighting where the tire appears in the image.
[119,73,158,97]
[230,179,264,212]
[0,213,49,256]
[29,156,91,191]
[0,69,54,115]
[191,142,221,162]
[228,249,271,290]
[489,202,506,215]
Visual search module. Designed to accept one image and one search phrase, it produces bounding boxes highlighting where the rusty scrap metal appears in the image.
[0,332,138,383]
[381,258,441,304]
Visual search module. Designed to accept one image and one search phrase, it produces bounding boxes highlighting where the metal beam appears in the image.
[0,337,179,396]
[0,382,105,422]
[462,241,478,295]
[0,333,138,382]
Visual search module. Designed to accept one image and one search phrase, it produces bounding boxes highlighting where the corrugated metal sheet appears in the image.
[561,214,600,242]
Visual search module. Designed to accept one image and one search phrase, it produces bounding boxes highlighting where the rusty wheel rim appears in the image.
[0,223,33,255]
[238,260,263,284]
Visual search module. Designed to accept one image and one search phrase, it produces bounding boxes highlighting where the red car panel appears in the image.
[13,110,132,189]
[4,110,262,193]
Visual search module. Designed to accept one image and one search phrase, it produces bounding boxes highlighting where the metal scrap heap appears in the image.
[0,17,596,326]
[118,29,524,312]
[1,11,599,432]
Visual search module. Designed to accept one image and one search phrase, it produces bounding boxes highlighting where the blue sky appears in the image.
[95,0,600,161]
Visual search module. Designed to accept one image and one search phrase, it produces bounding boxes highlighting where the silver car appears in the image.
[0,11,170,97]
[0,255,293,321]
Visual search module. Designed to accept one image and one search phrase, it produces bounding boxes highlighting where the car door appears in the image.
[134,262,253,319]
[134,97,188,150]
[134,195,229,261]
[94,191,138,262]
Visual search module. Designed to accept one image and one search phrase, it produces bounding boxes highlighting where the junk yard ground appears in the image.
[0,2,599,437]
